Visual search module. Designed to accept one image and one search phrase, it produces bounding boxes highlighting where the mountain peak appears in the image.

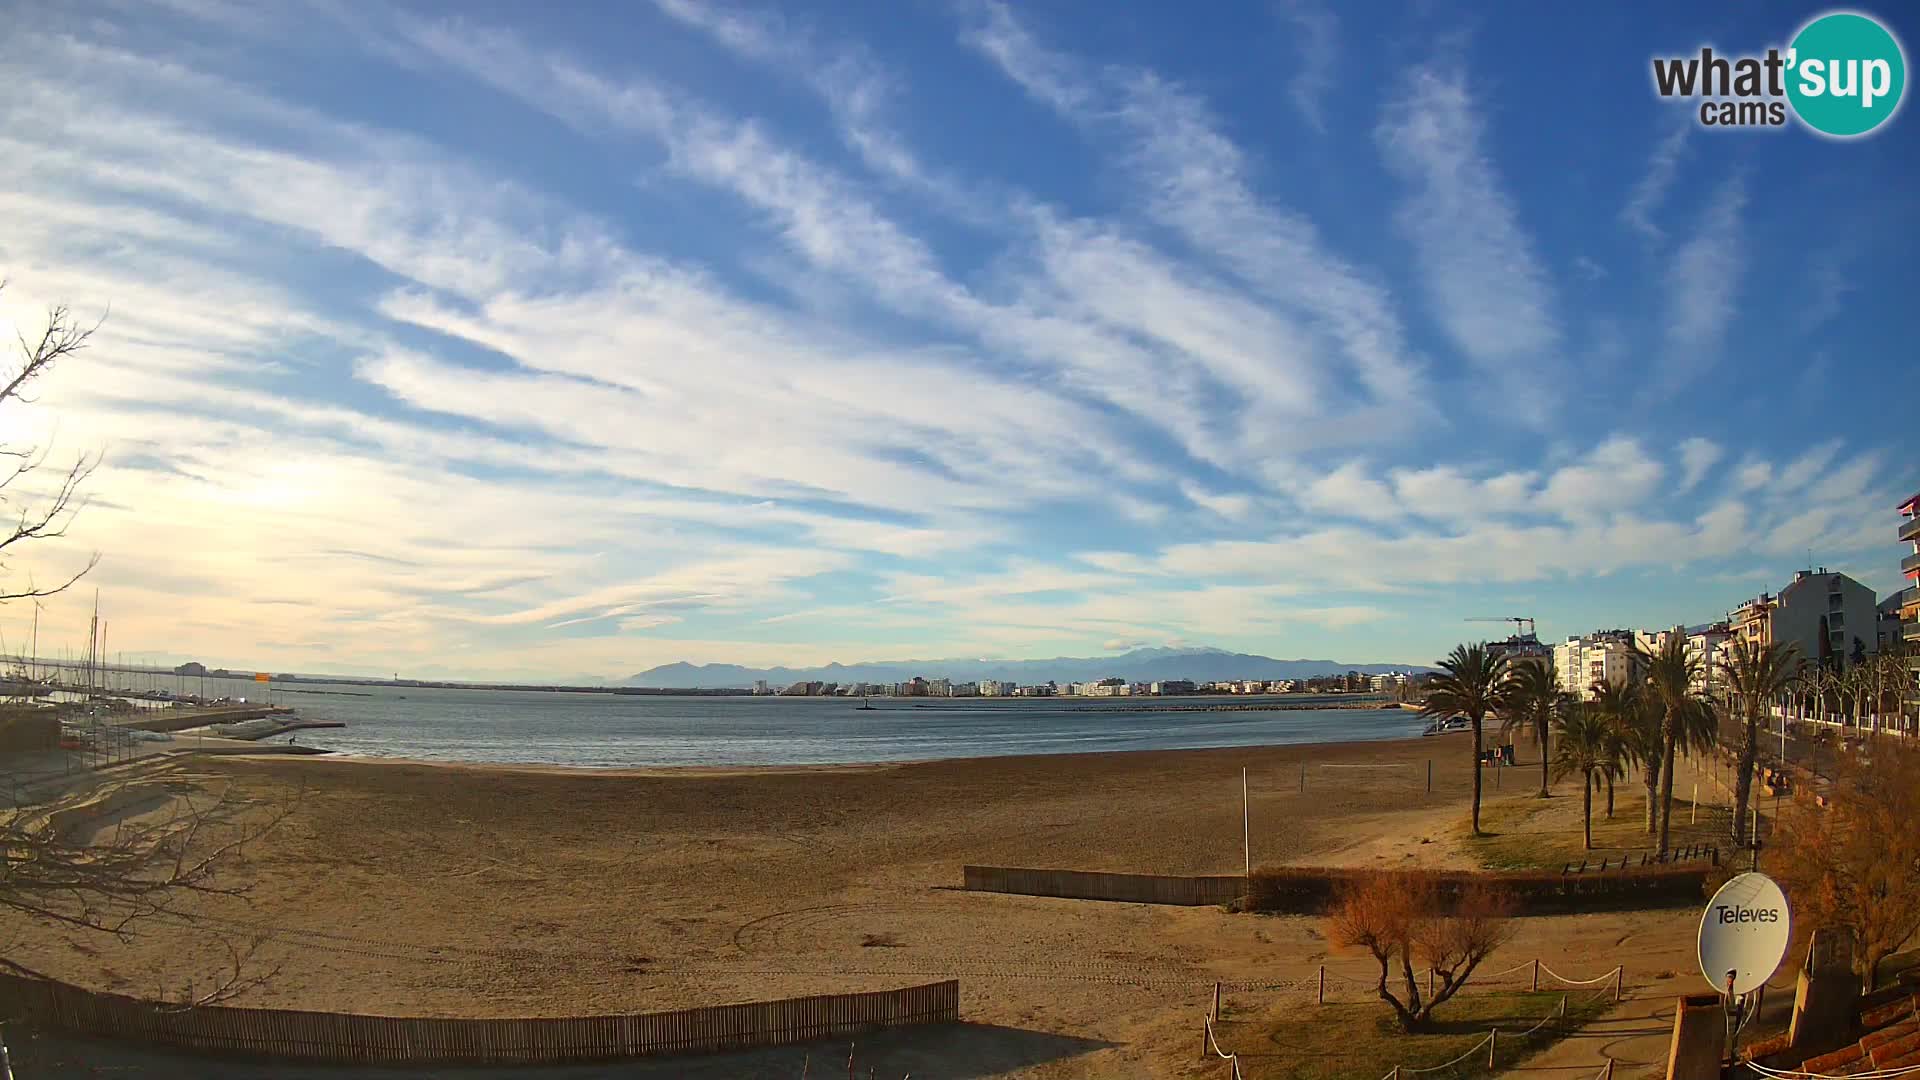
[627,647,1425,689]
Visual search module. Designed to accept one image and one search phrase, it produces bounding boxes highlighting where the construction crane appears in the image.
[1466,616,1536,639]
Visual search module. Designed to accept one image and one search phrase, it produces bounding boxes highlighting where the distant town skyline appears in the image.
[1,1,1914,682]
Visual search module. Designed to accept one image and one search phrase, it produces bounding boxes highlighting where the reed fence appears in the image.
[962,865,1248,906]
[0,972,958,1064]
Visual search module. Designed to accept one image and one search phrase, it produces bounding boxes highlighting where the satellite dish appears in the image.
[1698,872,1791,996]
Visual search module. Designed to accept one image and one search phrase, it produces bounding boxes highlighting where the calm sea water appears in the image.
[84,671,1425,767]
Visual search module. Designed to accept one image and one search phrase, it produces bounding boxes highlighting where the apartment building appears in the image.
[1901,491,1920,715]
[1552,631,1637,699]
[1686,622,1734,695]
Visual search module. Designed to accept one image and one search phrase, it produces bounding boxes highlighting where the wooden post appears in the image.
[1427,966,1435,999]
[1242,768,1250,879]
[1603,1057,1615,1080]
[1212,981,1221,1021]
[1300,763,1306,793]
[1317,965,1325,1004]
[1427,759,1432,793]
[1691,781,1697,824]
[1613,966,1622,1002]
[1531,959,1540,992]
[1200,1020,1209,1059]
[1488,1028,1498,1069]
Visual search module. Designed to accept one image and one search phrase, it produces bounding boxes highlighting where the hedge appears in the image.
[1242,864,1709,915]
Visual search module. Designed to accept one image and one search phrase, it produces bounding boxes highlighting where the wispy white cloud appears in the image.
[959,3,1089,113]
[1277,0,1338,132]
[1537,437,1665,517]
[961,2,1430,436]
[1376,59,1559,421]
[0,6,1898,678]
[1660,172,1747,387]
[1621,124,1689,243]
[1676,437,1723,493]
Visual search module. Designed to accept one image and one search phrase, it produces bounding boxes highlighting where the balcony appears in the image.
[1906,551,1920,576]
[1908,620,1920,643]
[1904,515,1920,544]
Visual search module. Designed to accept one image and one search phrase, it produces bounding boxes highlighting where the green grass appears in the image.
[1464,784,1733,871]
[1213,989,1614,1080]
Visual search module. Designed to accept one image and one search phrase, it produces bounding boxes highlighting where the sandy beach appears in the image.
[5,735,1710,1077]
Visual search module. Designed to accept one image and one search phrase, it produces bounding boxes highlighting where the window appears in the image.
[1832,631,1846,645]
[1830,612,1845,628]
[1829,593,1844,608]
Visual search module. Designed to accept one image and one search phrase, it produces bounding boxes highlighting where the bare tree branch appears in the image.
[0,778,296,938]
[0,282,103,605]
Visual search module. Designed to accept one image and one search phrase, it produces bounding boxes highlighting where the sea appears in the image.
[78,670,1427,768]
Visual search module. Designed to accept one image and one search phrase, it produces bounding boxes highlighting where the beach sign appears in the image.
[1697,871,1790,996]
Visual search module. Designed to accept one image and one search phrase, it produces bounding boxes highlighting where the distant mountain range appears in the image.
[627,646,1431,689]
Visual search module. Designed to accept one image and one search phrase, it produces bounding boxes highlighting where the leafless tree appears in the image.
[1327,871,1517,1032]
[1,283,102,606]
[0,772,298,1004]
[1,282,291,1008]
[1,781,280,935]
[1775,741,1920,992]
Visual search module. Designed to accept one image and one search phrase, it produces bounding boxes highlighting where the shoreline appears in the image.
[252,727,1444,778]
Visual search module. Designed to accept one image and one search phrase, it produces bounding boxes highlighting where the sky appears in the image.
[0,0,1916,681]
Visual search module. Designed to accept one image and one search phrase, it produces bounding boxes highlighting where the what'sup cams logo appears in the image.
[1652,10,1907,137]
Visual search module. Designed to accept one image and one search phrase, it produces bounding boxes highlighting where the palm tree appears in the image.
[1551,703,1618,850]
[1721,639,1803,849]
[1592,676,1659,833]
[1421,643,1510,835]
[1638,634,1711,856]
[1497,658,1566,798]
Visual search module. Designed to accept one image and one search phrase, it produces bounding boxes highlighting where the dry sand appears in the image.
[3,735,1709,1078]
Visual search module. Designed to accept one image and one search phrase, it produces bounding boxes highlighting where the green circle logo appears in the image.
[1786,12,1907,137]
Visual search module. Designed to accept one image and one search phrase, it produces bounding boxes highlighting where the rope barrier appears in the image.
[1480,960,1540,980]
[1311,959,1617,992]
[1202,1015,1246,1080]
[1374,994,1570,1078]
[1749,1063,1920,1080]
[1515,996,1568,1039]
[1401,1030,1495,1075]
[1537,963,1625,987]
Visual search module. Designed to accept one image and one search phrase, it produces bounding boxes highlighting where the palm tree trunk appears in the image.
[1538,717,1550,798]
[1583,771,1593,850]
[1470,714,1484,835]
[1644,759,1659,834]
[1733,716,1758,849]
[1658,729,1677,856]
[1605,771,1615,818]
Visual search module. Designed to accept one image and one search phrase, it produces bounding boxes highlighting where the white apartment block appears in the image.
[1686,623,1733,695]
[1552,633,1637,699]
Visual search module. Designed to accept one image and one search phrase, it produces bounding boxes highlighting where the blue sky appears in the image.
[0,0,1914,679]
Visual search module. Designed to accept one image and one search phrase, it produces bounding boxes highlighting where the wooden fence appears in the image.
[963,865,1247,906]
[0,972,959,1064]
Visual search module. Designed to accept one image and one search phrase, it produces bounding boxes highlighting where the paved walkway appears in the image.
[1499,977,1799,1080]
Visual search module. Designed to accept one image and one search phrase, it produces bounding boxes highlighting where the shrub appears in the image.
[1247,864,1706,915]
